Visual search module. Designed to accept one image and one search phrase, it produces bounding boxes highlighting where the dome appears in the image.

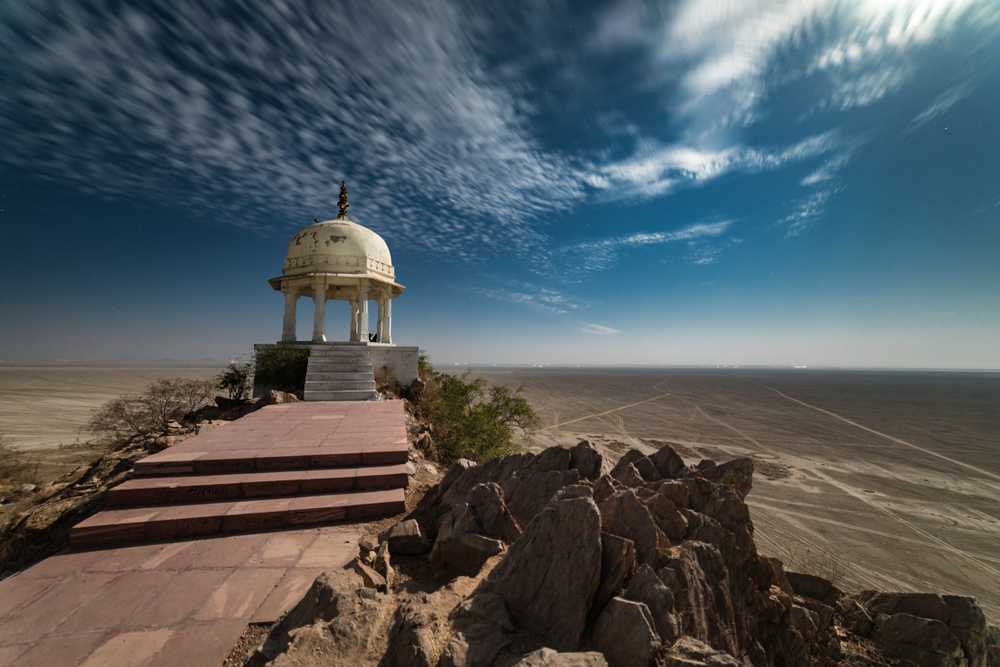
[282,217,395,280]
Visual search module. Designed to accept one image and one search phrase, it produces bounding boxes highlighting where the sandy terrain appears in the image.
[0,366,218,450]
[470,367,1000,621]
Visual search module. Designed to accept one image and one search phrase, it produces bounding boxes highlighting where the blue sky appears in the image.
[1,1,998,368]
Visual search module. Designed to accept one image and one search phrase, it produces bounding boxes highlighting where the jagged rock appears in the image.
[591,596,661,667]
[593,475,622,503]
[431,507,505,576]
[481,495,602,650]
[612,450,660,483]
[513,647,608,666]
[570,441,606,481]
[610,461,645,487]
[643,493,688,542]
[374,541,395,590]
[593,532,636,617]
[755,556,793,595]
[385,600,447,667]
[654,479,690,509]
[697,458,753,500]
[388,519,432,555]
[625,564,679,645]
[467,482,521,543]
[443,592,515,667]
[873,612,965,666]
[660,541,739,656]
[787,571,841,604]
[598,489,668,565]
[858,592,989,667]
[649,444,686,479]
[349,558,387,591]
[986,626,999,667]
[661,636,740,666]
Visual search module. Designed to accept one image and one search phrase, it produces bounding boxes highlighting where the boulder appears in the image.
[660,541,739,656]
[612,449,660,482]
[655,480,690,509]
[385,601,447,667]
[644,494,688,542]
[859,592,989,667]
[430,508,505,576]
[349,558,387,591]
[482,495,603,650]
[513,648,608,666]
[786,571,841,604]
[872,612,964,666]
[570,441,607,481]
[467,482,521,543]
[593,532,636,617]
[591,597,661,667]
[442,591,515,667]
[610,461,645,488]
[387,519,432,556]
[649,444,686,479]
[373,541,395,590]
[661,636,740,666]
[697,458,753,500]
[593,475,622,503]
[625,564,679,645]
[598,490,668,565]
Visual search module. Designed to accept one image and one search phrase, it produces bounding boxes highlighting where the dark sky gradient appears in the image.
[1,1,998,367]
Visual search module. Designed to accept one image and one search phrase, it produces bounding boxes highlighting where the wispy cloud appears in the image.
[908,81,974,132]
[781,188,838,237]
[0,3,584,259]
[586,133,838,202]
[471,282,582,315]
[562,220,735,273]
[580,323,621,336]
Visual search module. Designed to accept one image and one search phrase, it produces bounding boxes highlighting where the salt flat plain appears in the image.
[0,365,218,450]
[471,367,1000,620]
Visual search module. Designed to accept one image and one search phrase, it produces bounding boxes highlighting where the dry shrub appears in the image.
[89,378,215,440]
[784,542,849,588]
[0,435,41,488]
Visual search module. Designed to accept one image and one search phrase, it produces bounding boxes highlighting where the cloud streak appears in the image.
[580,323,621,336]
[562,220,735,273]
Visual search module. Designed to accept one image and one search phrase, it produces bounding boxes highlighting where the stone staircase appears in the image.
[304,345,377,401]
[70,401,409,548]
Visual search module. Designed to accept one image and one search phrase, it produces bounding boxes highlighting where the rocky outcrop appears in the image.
[256,441,997,667]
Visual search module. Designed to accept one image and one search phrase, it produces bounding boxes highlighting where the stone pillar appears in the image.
[312,282,327,343]
[281,290,297,342]
[349,298,360,342]
[383,296,392,344]
[358,285,369,342]
[376,295,385,343]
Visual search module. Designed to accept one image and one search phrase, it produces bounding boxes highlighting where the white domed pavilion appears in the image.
[268,182,404,344]
[258,183,417,401]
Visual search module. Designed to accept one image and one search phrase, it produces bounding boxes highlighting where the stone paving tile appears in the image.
[13,632,108,667]
[83,543,170,573]
[252,567,326,622]
[19,549,105,579]
[138,539,203,571]
[194,567,287,620]
[296,530,358,568]
[0,574,60,619]
[0,644,28,667]
[247,530,320,567]
[80,628,175,667]
[0,572,117,645]
[55,570,173,634]
[143,620,248,667]
[126,569,233,628]
[164,532,269,570]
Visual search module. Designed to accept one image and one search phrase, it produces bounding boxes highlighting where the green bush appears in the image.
[254,346,309,396]
[419,372,538,465]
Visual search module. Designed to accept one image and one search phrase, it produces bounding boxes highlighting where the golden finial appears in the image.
[337,181,350,219]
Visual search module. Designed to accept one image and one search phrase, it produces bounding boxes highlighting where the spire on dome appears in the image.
[337,181,350,219]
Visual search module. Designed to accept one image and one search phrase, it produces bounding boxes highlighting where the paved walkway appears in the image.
[0,400,410,665]
[0,527,358,666]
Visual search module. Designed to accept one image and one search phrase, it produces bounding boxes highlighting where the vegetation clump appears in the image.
[217,360,253,400]
[88,377,215,440]
[413,358,538,465]
[254,346,309,397]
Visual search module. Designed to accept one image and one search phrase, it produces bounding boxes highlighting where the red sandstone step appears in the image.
[70,488,406,547]
[106,464,409,507]
[132,440,408,476]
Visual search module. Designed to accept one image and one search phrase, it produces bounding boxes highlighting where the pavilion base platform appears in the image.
[69,401,410,548]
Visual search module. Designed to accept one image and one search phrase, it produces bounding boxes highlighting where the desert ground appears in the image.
[470,367,1000,621]
[0,365,219,451]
